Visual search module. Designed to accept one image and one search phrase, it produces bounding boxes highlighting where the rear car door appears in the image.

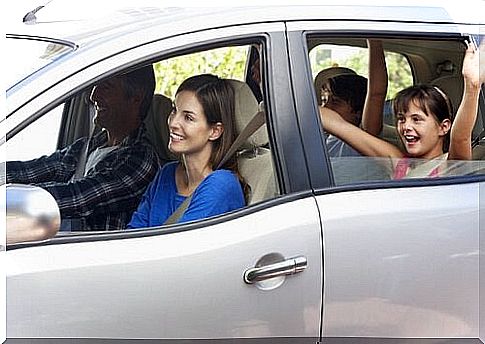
[287,15,484,342]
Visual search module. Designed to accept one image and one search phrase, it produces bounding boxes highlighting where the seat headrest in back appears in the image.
[431,75,463,115]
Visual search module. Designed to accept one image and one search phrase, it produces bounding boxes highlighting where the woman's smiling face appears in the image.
[167,90,216,158]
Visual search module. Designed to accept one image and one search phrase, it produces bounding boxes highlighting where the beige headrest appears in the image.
[314,66,357,105]
[431,75,463,114]
[227,79,268,149]
[144,94,176,164]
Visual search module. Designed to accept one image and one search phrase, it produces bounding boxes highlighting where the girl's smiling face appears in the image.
[396,100,450,159]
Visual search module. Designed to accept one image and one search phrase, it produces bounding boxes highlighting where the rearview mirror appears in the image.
[5,184,60,245]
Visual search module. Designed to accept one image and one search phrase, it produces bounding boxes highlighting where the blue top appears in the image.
[127,161,245,228]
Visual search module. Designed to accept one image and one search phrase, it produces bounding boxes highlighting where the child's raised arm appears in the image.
[448,40,484,160]
[362,39,388,136]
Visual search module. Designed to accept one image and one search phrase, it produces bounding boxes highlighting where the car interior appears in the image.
[54,42,280,221]
[7,35,484,235]
[307,35,485,182]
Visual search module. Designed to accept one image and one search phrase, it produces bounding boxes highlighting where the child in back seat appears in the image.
[319,40,484,179]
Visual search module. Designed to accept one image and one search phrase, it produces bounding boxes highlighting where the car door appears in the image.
[5,23,323,343]
[7,198,322,342]
[287,17,484,341]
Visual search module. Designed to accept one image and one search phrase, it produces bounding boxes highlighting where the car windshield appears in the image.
[5,36,74,90]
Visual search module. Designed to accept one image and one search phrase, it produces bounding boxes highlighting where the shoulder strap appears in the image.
[71,139,90,180]
[164,193,194,225]
[71,105,97,181]
[217,110,265,169]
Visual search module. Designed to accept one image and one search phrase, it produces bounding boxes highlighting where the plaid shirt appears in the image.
[7,125,159,231]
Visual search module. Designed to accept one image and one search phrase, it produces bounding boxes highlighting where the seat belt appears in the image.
[218,110,265,169]
[164,109,266,225]
[71,139,90,180]
[71,104,96,181]
[163,193,195,225]
[62,104,96,231]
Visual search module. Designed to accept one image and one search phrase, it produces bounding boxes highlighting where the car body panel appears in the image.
[317,182,480,338]
[7,197,322,340]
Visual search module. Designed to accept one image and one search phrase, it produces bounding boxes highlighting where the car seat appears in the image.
[431,75,463,115]
[226,79,279,205]
[431,75,484,159]
[144,94,177,165]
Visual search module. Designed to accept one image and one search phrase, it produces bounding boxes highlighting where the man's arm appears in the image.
[6,138,87,184]
[38,144,159,219]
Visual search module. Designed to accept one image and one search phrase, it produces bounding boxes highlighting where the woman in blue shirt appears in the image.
[128,74,247,228]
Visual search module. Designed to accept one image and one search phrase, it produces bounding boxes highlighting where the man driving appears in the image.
[6,65,160,231]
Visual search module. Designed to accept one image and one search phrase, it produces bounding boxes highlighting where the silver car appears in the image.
[3,3,485,343]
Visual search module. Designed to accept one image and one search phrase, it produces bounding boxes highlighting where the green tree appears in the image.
[342,51,413,99]
[153,46,248,98]
[385,52,413,99]
[312,47,413,100]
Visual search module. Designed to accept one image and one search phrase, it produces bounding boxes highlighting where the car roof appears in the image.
[6,2,483,105]
[8,3,484,47]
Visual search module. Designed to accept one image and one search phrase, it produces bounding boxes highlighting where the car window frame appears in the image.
[286,22,485,194]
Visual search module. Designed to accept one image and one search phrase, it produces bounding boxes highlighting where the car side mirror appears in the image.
[5,184,60,245]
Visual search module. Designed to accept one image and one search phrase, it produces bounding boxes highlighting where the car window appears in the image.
[154,46,249,98]
[7,40,280,237]
[6,104,63,161]
[308,36,485,185]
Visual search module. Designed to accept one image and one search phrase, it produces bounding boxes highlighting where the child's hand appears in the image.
[462,39,483,88]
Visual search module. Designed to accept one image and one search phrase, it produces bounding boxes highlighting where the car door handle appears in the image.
[243,255,307,284]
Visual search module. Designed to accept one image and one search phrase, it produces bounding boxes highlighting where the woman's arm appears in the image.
[362,39,388,136]
[320,106,403,158]
[448,40,484,160]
